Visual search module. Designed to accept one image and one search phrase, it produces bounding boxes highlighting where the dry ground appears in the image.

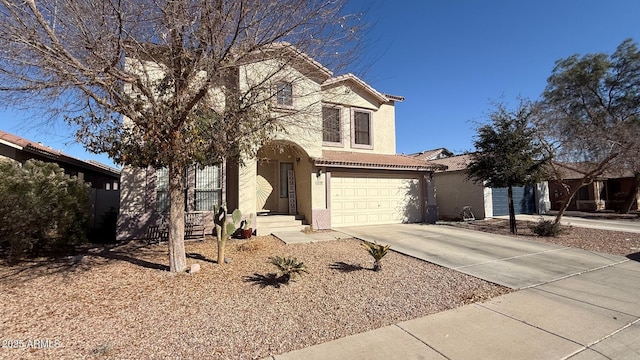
[1,236,508,360]
[453,218,640,257]
[2,218,639,359]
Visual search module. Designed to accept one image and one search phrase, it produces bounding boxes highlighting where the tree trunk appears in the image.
[507,185,517,234]
[554,182,582,225]
[619,172,640,214]
[168,163,187,272]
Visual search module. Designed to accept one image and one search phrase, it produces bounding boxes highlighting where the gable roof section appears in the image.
[322,73,395,105]
[410,148,454,161]
[0,130,120,177]
[551,162,635,180]
[429,154,474,172]
[314,150,445,171]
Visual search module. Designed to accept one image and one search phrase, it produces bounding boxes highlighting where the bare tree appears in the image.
[539,39,640,222]
[0,0,366,272]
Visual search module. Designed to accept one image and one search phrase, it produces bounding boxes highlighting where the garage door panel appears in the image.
[331,173,422,227]
[491,186,536,216]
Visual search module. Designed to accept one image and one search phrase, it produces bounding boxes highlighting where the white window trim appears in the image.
[275,81,295,110]
[350,108,374,149]
[322,105,344,147]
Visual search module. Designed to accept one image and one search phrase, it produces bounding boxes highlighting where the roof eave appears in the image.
[314,160,437,172]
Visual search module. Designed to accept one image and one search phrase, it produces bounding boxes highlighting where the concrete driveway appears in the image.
[269,224,640,360]
[338,224,626,289]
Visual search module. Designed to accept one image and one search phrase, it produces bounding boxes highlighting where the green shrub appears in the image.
[0,160,91,260]
[361,241,391,271]
[531,219,562,237]
[268,256,308,284]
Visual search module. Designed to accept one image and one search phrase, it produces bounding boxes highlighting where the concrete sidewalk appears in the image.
[266,224,640,359]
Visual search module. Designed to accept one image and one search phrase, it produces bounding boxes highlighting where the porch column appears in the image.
[424,173,438,223]
[593,181,605,210]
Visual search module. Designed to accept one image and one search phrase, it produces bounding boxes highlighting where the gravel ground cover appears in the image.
[1,236,509,359]
[3,217,638,359]
[453,218,640,257]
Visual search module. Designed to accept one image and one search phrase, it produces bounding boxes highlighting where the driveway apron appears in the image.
[271,224,640,360]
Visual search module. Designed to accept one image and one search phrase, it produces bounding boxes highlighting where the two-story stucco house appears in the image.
[117,49,441,240]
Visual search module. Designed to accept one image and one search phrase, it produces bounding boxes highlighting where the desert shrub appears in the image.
[236,238,267,252]
[0,160,91,260]
[269,256,308,284]
[361,240,391,271]
[531,219,562,237]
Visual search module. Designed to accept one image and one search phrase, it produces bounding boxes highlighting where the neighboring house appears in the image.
[548,163,639,212]
[117,52,444,240]
[0,130,121,227]
[411,148,453,161]
[412,150,550,220]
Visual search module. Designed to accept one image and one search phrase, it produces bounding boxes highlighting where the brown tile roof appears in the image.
[0,130,120,175]
[410,148,454,161]
[429,154,474,172]
[314,150,445,171]
[551,162,635,180]
[0,130,63,157]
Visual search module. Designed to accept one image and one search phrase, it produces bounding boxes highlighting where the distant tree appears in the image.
[0,160,90,261]
[0,0,365,272]
[467,100,550,234]
[540,38,640,220]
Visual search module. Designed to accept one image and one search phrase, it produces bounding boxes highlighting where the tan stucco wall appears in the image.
[117,165,152,240]
[239,61,324,158]
[373,103,397,154]
[434,171,487,220]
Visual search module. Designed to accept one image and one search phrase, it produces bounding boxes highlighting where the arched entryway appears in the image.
[256,141,311,216]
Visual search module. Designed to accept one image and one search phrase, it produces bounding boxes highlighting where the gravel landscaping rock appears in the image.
[0,236,509,359]
[3,218,638,359]
[453,218,640,257]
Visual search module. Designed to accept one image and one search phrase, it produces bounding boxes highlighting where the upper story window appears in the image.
[352,109,372,148]
[276,82,293,107]
[322,106,342,145]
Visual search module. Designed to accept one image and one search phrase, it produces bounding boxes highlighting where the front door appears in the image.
[278,162,294,213]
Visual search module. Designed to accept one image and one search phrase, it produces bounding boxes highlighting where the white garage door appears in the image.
[331,173,422,227]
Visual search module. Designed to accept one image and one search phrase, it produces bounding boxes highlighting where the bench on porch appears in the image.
[145,213,206,243]
[184,213,206,241]
[145,224,168,243]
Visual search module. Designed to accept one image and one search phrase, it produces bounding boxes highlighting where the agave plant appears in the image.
[269,256,308,284]
[361,241,391,271]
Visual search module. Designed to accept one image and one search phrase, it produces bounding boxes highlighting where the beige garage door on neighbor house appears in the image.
[330,173,422,227]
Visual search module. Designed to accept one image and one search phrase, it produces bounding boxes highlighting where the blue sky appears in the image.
[363,0,640,156]
[1,0,640,168]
